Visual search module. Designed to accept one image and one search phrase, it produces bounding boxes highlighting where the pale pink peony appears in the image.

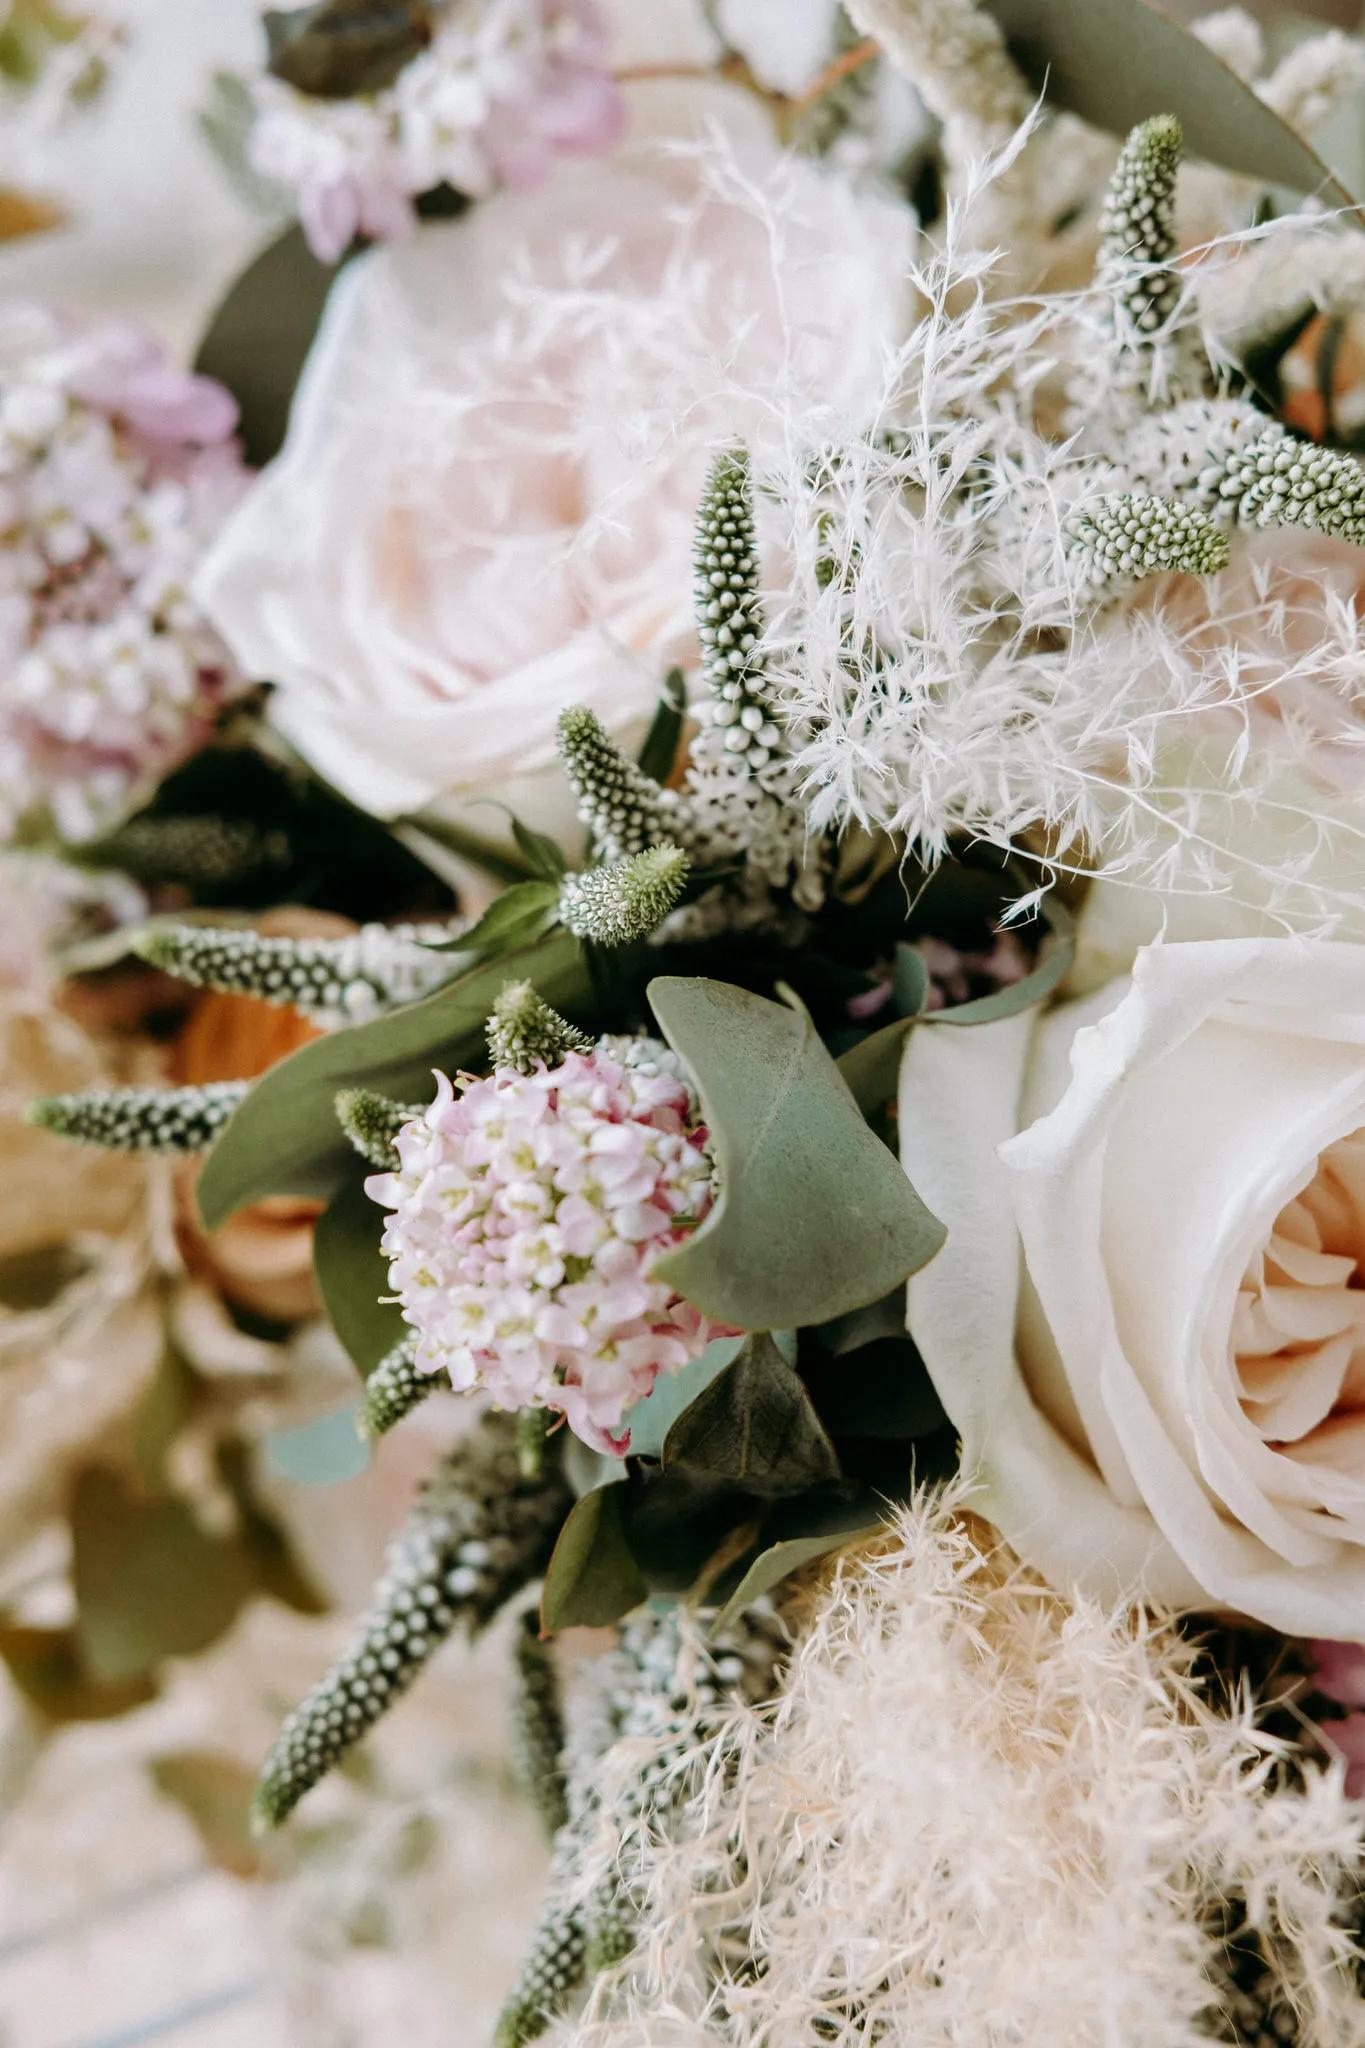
[196,118,909,824]
[367,1047,722,1453]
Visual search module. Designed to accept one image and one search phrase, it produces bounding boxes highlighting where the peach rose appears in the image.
[900,937,1365,1640]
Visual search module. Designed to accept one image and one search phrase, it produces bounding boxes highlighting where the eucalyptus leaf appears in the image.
[650,977,945,1330]
[197,930,591,1227]
[540,1484,647,1632]
[637,668,688,785]
[661,1332,840,1496]
[312,1171,407,1375]
[72,1467,255,1683]
[420,878,560,957]
[892,942,930,1020]
[925,896,1074,1025]
[264,0,431,98]
[978,0,1360,210]
[194,225,341,468]
[817,1288,907,1358]
[620,1334,746,1462]
[836,1014,914,1118]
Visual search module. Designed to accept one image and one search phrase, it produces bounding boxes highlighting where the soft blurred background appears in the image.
[1,2,1364,2043]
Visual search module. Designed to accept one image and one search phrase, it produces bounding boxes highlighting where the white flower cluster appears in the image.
[369,1048,722,1453]
[246,0,625,262]
[0,306,246,844]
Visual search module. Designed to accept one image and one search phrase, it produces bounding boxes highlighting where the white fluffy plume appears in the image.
[553,1491,1365,2047]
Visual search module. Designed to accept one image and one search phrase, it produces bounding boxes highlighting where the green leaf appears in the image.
[816,1288,907,1358]
[511,816,567,883]
[892,942,930,1020]
[925,896,1074,1026]
[265,0,431,99]
[197,71,293,220]
[979,0,1360,210]
[265,1403,371,1486]
[649,977,945,1329]
[71,1467,255,1683]
[836,1014,914,1119]
[711,1503,887,1637]
[636,668,688,786]
[662,1332,840,1497]
[194,225,341,468]
[312,1170,408,1375]
[539,1485,647,1633]
[620,1334,746,1461]
[806,1335,947,1441]
[420,878,560,957]
[197,930,591,1226]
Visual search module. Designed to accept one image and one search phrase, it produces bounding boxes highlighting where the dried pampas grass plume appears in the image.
[553,1491,1365,2047]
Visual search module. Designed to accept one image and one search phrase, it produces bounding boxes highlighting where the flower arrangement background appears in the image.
[13,1,1365,2043]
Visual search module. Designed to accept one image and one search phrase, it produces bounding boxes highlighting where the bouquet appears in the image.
[14,0,1365,2040]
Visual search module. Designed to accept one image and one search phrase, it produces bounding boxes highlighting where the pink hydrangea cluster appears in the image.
[367,1047,722,1453]
[247,0,627,264]
[0,305,247,843]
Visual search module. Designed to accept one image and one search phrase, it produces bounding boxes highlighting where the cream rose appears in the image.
[900,937,1365,1638]
[195,94,908,822]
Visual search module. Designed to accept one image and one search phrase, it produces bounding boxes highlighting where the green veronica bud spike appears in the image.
[334,1087,423,1169]
[509,1609,568,1841]
[694,444,770,725]
[555,706,683,864]
[136,919,454,1029]
[251,1411,570,1830]
[558,844,689,947]
[1097,114,1183,341]
[1064,492,1229,596]
[355,1337,450,1441]
[492,1843,587,2047]
[29,1081,249,1154]
[486,979,593,1075]
[1218,422,1365,545]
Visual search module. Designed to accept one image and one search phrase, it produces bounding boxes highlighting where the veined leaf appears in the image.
[197,931,592,1227]
[264,0,431,99]
[621,1334,746,1461]
[539,1484,646,1632]
[710,1501,888,1637]
[979,0,1359,212]
[649,977,945,1330]
[661,1332,840,1497]
[312,1171,407,1375]
[420,878,559,957]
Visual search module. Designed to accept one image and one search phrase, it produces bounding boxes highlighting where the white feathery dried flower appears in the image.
[556,1492,1365,2048]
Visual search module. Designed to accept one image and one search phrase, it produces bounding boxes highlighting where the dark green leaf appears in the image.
[312,1171,408,1375]
[539,1485,647,1632]
[420,878,560,956]
[892,942,930,1020]
[0,1242,89,1312]
[620,1334,746,1461]
[662,1332,840,1497]
[72,1467,254,1683]
[264,0,431,98]
[836,1014,913,1118]
[711,1502,887,1637]
[650,977,945,1329]
[805,1335,947,1441]
[816,1288,907,1358]
[979,0,1360,210]
[265,1403,371,1486]
[926,896,1074,1026]
[194,226,341,468]
[197,930,591,1226]
[636,668,688,785]
[511,816,568,883]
